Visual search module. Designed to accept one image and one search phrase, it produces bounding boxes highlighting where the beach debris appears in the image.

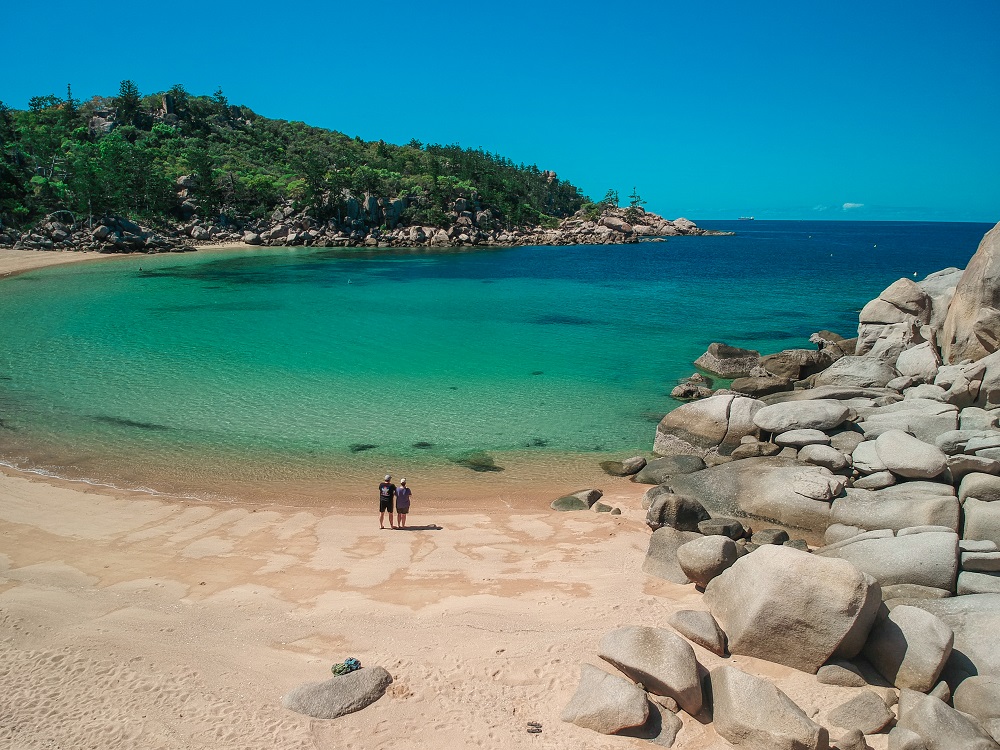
[331,657,362,676]
[526,721,542,734]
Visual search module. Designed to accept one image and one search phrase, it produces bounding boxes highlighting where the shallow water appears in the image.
[0,220,990,502]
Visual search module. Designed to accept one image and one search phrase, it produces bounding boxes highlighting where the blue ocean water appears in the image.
[0,220,991,500]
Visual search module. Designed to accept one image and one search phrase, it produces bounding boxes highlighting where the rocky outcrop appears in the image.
[942,222,1000,363]
[0,205,728,254]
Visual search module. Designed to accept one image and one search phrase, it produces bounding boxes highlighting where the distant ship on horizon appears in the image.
[738,216,755,220]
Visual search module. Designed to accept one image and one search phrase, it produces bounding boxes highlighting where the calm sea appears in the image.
[0,220,992,503]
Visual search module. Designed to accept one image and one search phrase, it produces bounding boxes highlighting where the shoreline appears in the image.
[0,247,118,279]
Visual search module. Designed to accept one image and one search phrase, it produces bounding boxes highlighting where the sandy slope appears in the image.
[0,469,896,750]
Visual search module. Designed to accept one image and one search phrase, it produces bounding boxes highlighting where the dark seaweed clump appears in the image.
[453,451,504,473]
[94,415,171,431]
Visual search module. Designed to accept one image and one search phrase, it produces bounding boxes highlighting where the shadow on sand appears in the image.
[394,524,443,531]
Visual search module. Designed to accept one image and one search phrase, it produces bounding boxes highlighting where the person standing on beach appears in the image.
[379,474,396,529]
[395,478,412,528]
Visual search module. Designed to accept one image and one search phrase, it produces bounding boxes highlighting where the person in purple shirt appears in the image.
[395,478,413,528]
[378,474,396,529]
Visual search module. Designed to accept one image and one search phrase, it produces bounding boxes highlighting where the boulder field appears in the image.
[561,221,1000,748]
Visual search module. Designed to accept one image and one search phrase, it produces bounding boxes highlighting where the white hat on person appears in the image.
[384,474,391,481]
[401,478,407,484]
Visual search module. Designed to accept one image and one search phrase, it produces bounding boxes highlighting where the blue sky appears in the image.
[4,1,999,221]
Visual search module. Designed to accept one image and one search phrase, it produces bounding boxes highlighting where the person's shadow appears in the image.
[395,524,443,531]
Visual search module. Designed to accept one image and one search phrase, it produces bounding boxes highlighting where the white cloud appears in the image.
[812,204,829,211]
[842,202,864,210]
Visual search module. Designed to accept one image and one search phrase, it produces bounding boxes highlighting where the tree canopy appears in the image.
[0,83,589,231]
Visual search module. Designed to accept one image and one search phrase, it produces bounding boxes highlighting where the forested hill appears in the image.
[0,82,589,234]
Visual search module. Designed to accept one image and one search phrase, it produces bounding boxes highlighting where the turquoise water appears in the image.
[0,221,992,499]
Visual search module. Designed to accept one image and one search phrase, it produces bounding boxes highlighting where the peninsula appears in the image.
[0,83,728,253]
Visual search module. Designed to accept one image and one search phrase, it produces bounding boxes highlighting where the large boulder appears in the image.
[654,394,763,457]
[859,399,959,443]
[903,595,1000,687]
[897,688,1000,749]
[694,343,761,378]
[633,454,706,484]
[964,498,1000,547]
[860,278,933,327]
[960,473,1000,503]
[919,267,965,331]
[827,691,895,734]
[896,342,942,382]
[830,486,959,533]
[710,666,830,750]
[644,489,710,531]
[942,222,1000,364]
[560,664,649,734]
[663,457,834,536]
[862,605,954,691]
[753,399,851,434]
[813,356,900,388]
[642,526,703,584]
[597,626,703,715]
[703,545,881,673]
[816,531,959,592]
[676,535,738,588]
[282,666,393,719]
[875,429,949,479]
[953,676,1000,743]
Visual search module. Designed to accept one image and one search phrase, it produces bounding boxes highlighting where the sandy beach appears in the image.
[0,247,118,279]
[1,467,895,750]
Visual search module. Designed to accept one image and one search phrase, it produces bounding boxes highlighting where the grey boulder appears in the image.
[703,545,881,673]
[667,609,727,656]
[663,456,834,536]
[897,688,1000,749]
[633,454,707,484]
[655,393,763,457]
[830,487,959,534]
[642,526,703,584]
[282,666,393,719]
[753,399,851,434]
[816,531,959,592]
[645,489,710,531]
[598,626,703,715]
[953,676,1000,743]
[710,665,830,750]
[875,429,948,479]
[561,663,649,734]
[862,605,954,692]
[827,690,895,734]
[676,535,738,588]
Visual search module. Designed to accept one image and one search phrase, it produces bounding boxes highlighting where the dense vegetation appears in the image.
[0,82,591,232]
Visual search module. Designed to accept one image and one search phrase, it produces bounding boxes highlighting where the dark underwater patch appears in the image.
[412,441,434,449]
[94,415,171,431]
[532,314,600,326]
[151,301,283,313]
[452,451,504,473]
[526,438,548,447]
[531,371,544,376]
[349,443,378,453]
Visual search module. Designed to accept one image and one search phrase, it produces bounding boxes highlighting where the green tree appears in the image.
[114,79,141,126]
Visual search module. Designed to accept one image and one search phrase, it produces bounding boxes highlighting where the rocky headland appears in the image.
[556,221,1000,748]
[0,202,729,255]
